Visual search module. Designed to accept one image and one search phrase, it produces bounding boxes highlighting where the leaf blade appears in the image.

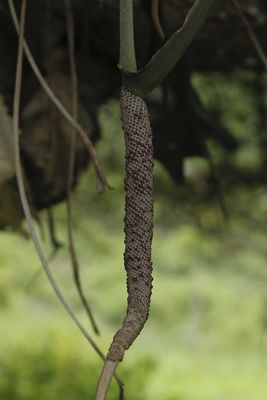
[123,0,217,96]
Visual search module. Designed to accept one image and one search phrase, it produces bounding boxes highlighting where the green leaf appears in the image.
[122,0,217,97]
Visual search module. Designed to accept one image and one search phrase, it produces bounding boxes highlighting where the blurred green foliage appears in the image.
[1,72,267,399]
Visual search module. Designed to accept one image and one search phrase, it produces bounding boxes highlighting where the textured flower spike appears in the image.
[107,87,154,362]
[95,87,154,400]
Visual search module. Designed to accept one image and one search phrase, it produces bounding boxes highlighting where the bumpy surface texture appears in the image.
[107,87,154,362]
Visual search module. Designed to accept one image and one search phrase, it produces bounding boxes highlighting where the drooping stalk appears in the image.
[95,1,154,399]
[95,88,154,400]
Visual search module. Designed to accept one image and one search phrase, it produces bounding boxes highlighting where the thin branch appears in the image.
[11,2,124,397]
[232,0,267,71]
[151,0,165,40]
[64,0,100,336]
[8,0,107,192]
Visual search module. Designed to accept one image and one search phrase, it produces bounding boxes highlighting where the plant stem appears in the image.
[120,0,137,73]
[95,361,118,400]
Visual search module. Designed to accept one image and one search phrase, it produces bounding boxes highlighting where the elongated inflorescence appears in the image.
[107,87,154,362]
